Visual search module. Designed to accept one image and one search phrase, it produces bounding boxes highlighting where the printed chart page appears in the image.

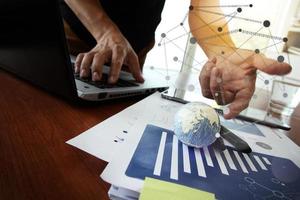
[101,95,300,199]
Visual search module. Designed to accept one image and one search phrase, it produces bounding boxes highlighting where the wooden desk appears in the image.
[0,69,140,200]
[1,69,299,200]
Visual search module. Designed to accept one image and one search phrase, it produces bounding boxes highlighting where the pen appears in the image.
[220,125,252,154]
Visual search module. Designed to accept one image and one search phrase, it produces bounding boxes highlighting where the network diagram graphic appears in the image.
[149,3,292,102]
[240,176,298,200]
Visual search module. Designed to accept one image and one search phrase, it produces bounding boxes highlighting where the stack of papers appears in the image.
[67,92,300,200]
[108,185,139,200]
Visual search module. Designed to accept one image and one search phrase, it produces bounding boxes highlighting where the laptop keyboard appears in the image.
[74,73,138,89]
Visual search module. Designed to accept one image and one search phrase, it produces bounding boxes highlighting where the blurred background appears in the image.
[144,0,300,89]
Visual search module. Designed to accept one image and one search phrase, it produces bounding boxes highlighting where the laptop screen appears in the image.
[0,0,78,100]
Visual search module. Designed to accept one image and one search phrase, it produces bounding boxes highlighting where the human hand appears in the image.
[74,29,144,84]
[200,53,291,119]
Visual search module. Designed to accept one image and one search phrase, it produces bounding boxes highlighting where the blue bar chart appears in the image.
[126,124,300,200]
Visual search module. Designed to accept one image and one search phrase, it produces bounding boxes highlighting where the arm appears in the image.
[189,0,238,62]
[189,0,291,118]
[65,0,117,42]
[188,0,289,65]
[65,0,144,83]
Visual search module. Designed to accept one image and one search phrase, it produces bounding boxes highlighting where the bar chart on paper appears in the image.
[126,124,300,200]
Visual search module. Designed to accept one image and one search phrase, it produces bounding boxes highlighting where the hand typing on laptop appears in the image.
[74,25,145,84]
[65,1,144,84]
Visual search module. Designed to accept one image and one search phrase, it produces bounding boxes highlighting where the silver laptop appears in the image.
[73,56,169,101]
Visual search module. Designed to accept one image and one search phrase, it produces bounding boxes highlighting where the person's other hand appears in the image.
[74,30,144,84]
[200,53,291,119]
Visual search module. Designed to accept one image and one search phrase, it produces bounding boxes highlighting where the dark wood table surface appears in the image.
[0,69,141,200]
[1,69,299,200]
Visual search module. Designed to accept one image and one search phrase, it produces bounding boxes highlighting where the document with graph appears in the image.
[125,124,300,200]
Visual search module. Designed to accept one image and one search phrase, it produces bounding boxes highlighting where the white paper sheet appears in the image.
[100,94,300,192]
[66,90,300,193]
[66,92,182,162]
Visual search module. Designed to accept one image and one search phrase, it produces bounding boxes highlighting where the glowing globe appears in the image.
[174,102,221,148]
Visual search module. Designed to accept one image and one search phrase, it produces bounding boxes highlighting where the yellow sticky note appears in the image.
[139,177,215,200]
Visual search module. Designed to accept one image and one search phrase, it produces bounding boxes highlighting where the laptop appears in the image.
[0,0,168,102]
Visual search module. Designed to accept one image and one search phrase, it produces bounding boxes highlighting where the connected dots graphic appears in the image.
[264,80,270,85]
[151,1,292,109]
[187,84,195,92]
[263,20,271,28]
[239,176,300,199]
[277,55,285,63]
[190,37,197,44]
